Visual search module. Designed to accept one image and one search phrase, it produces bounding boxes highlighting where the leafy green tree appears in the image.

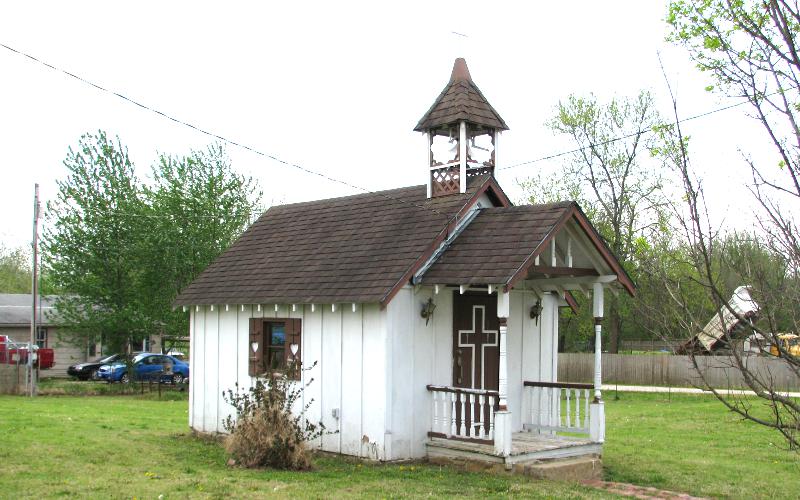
[44,133,261,355]
[43,131,150,354]
[139,144,262,343]
[0,245,31,293]
[520,91,669,352]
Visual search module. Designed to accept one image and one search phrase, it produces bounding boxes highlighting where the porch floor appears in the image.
[426,432,602,467]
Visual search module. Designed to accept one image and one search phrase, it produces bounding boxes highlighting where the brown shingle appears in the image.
[418,203,574,286]
[174,175,504,306]
[414,58,508,132]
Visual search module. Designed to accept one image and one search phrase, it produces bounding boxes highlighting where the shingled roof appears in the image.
[174,175,509,307]
[418,204,573,286]
[414,58,509,132]
[0,294,60,327]
[417,203,636,295]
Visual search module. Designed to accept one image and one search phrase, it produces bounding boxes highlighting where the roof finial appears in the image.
[450,58,472,83]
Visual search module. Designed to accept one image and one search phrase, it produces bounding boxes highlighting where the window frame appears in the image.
[249,317,301,380]
[35,327,47,349]
[265,321,288,371]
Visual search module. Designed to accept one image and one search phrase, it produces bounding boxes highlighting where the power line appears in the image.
[100,210,267,220]
[2,40,784,220]
[498,93,786,171]
[47,202,269,221]
[0,42,446,217]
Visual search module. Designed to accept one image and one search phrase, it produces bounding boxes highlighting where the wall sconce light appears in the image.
[529,300,542,325]
[421,298,437,325]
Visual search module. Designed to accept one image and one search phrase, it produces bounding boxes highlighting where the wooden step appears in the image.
[426,433,603,475]
[516,456,603,482]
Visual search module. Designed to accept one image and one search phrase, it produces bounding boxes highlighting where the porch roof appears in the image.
[417,203,635,295]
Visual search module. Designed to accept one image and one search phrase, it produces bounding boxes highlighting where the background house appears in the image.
[0,293,167,376]
[0,293,90,377]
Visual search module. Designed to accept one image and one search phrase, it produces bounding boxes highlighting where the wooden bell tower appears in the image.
[415,58,508,198]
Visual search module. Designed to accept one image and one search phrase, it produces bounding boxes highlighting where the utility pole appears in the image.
[29,183,40,397]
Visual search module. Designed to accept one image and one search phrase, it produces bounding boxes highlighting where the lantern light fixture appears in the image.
[420,298,437,325]
[529,300,542,324]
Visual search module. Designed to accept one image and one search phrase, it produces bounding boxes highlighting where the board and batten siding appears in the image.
[189,303,388,460]
[385,286,558,460]
[189,287,561,462]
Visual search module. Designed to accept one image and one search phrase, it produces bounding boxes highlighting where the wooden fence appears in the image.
[618,339,683,352]
[558,353,800,391]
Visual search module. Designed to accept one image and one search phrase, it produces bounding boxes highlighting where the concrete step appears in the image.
[515,456,602,482]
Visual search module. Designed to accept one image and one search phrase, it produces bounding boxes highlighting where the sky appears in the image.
[0,1,778,250]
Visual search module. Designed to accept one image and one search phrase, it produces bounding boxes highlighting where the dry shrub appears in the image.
[222,365,328,470]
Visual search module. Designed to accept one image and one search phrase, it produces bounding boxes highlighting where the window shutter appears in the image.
[285,318,302,380]
[249,318,264,377]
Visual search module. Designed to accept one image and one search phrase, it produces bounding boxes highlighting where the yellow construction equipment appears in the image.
[769,333,800,357]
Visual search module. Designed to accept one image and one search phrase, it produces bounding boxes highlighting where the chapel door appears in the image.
[452,292,500,438]
[452,291,500,391]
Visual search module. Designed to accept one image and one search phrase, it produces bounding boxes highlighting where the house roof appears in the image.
[417,203,636,296]
[174,175,510,307]
[414,58,509,132]
[0,294,59,327]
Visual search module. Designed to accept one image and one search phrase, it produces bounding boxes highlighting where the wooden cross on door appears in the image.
[457,305,498,389]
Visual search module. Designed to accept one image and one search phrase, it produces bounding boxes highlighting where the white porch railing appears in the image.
[427,385,499,444]
[523,381,592,436]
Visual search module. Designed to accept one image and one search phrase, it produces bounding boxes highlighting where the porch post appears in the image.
[498,317,508,410]
[589,282,606,443]
[459,121,467,194]
[494,290,512,457]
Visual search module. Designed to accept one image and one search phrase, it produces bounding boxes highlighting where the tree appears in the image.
[0,245,31,293]
[661,0,800,448]
[718,233,799,333]
[139,145,261,343]
[521,91,669,352]
[43,131,149,354]
[652,110,800,449]
[668,0,800,257]
[44,133,262,355]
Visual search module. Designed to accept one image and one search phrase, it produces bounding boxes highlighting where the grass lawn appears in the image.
[0,392,609,499]
[35,377,188,399]
[0,390,797,499]
[603,392,800,499]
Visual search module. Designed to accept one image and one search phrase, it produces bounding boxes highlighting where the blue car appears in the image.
[97,353,189,384]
